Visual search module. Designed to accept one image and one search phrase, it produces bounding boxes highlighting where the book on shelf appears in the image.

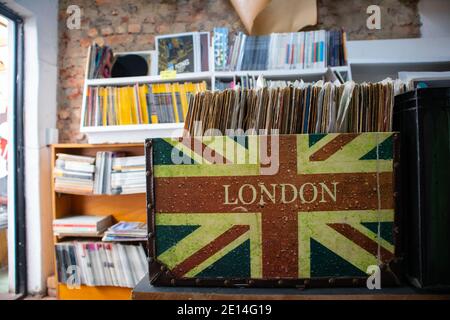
[214,28,348,72]
[56,153,96,164]
[55,241,147,288]
[112,155,145,171]
[156,32,210,75]
[53,215,112,237]
[54,152,146,195]
[54,153,96,194]
[102,221,147,242]
[55,159,95,173]
[86,43,114,79]
[184,78,409,136]
[84,81,207,127]
[213,27,229,72]
[111,155,146,195]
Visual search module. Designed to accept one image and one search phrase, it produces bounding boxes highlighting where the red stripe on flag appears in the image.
[309,134,357,161]
[171,225,250,277]
[328,223,394,262]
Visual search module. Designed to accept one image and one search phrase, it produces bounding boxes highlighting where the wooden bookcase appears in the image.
[51,143,146,300]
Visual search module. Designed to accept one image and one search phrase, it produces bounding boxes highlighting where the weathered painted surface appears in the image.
[150,133,397,281]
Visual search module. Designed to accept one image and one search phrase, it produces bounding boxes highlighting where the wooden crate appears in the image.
[146,133,400,287]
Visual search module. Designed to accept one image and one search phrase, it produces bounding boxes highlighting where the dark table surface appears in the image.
[132,274,450,300]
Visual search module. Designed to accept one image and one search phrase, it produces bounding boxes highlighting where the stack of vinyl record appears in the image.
[185,79,408,136]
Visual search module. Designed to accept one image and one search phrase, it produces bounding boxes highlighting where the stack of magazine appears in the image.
[111,156,146,195]
[55,242,147,288]
[102,222,147,242]
[53,215,112,238]
[54,153,96,194]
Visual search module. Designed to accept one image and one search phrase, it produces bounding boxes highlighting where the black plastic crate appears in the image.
[394,87,450,290]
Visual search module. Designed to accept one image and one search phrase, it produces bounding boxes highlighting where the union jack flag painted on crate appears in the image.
[146,133,399,286]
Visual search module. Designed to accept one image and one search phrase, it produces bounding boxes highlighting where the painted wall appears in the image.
[419,0,450,38]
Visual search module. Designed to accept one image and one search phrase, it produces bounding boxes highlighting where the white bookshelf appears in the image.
[80,61,351,143]
[214,66,350,79]
[347,37,450,65]
[85,72,214,86]
[347,37,450,82]
[82,123,185,144]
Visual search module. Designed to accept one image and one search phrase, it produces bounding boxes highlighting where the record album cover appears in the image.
[157,33,196,74]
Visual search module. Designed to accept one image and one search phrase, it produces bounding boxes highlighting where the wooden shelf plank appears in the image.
[214,67,349,79]
[80,123,185,133]
[58,284,131,300]
[85,72,212,86]
[51,143,144,148]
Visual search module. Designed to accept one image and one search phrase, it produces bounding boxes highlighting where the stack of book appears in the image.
[102,222,147,242]
[213,28,347,71]
[185,79,407,136]
[54,153,96,194]
[84,81,207,127]
[111,155,146,195]
[55,241,147,288]
[86,43,114,79]
[53,215,112,238]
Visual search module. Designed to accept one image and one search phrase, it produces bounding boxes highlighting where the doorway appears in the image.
[0,13,10,295]
[0,3,26,297]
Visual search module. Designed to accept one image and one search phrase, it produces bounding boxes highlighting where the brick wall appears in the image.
[58,0,421,143]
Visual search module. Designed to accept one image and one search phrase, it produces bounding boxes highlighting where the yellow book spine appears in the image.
[118,87,123,125]
[171,83,180,123]
[115,87,120,125]
[139,85,149,124]
[179,83,189,122]
[149,85,158,124]
[120,86,130,125]
[135,84,143,124]
[102,87,108,126]
[128,86,137,125]
[126,86,133,125]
